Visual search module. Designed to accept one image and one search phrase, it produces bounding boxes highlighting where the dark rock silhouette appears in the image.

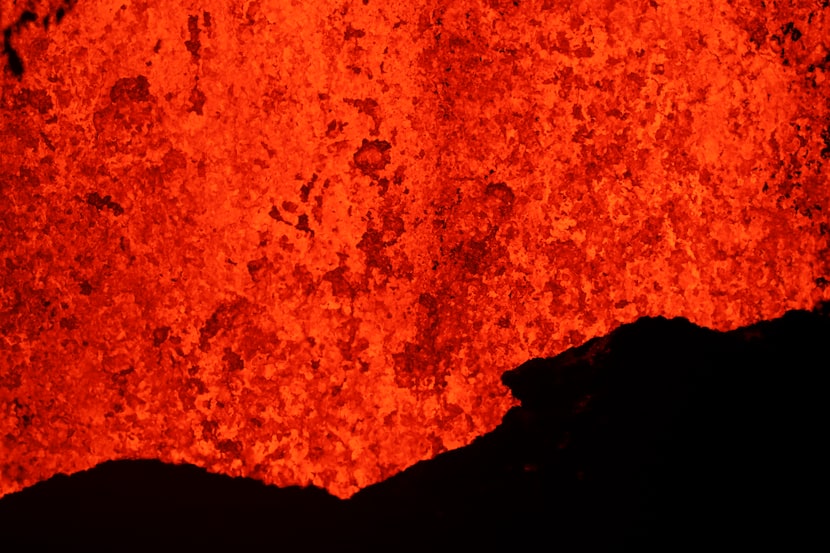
[0,458,346,550]
[1,305,827,552]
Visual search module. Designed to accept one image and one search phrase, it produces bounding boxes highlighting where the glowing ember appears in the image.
[1,0,828,499]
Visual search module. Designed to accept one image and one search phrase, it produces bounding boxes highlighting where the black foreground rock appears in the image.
[1,304,827,552]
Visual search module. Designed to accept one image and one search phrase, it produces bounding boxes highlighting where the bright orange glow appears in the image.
[1,0,828,499]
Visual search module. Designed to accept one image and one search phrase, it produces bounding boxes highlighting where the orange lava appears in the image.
[1,0,828,499]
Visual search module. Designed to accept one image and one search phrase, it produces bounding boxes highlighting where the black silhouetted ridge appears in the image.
[1,304,827,552]
[0,458,344,549]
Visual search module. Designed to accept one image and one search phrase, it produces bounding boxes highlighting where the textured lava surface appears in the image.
[1,0,829,499]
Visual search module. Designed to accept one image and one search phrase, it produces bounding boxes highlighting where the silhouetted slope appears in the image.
[0,459,345,551]
[1,306,827,552]
[350,307,829,551]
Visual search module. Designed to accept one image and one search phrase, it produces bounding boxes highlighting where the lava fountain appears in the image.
[1,0,828,499]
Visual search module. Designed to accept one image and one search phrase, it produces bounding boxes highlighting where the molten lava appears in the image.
[1,0,828,499]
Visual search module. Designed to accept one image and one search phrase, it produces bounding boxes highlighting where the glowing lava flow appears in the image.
[1,0,828,499]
